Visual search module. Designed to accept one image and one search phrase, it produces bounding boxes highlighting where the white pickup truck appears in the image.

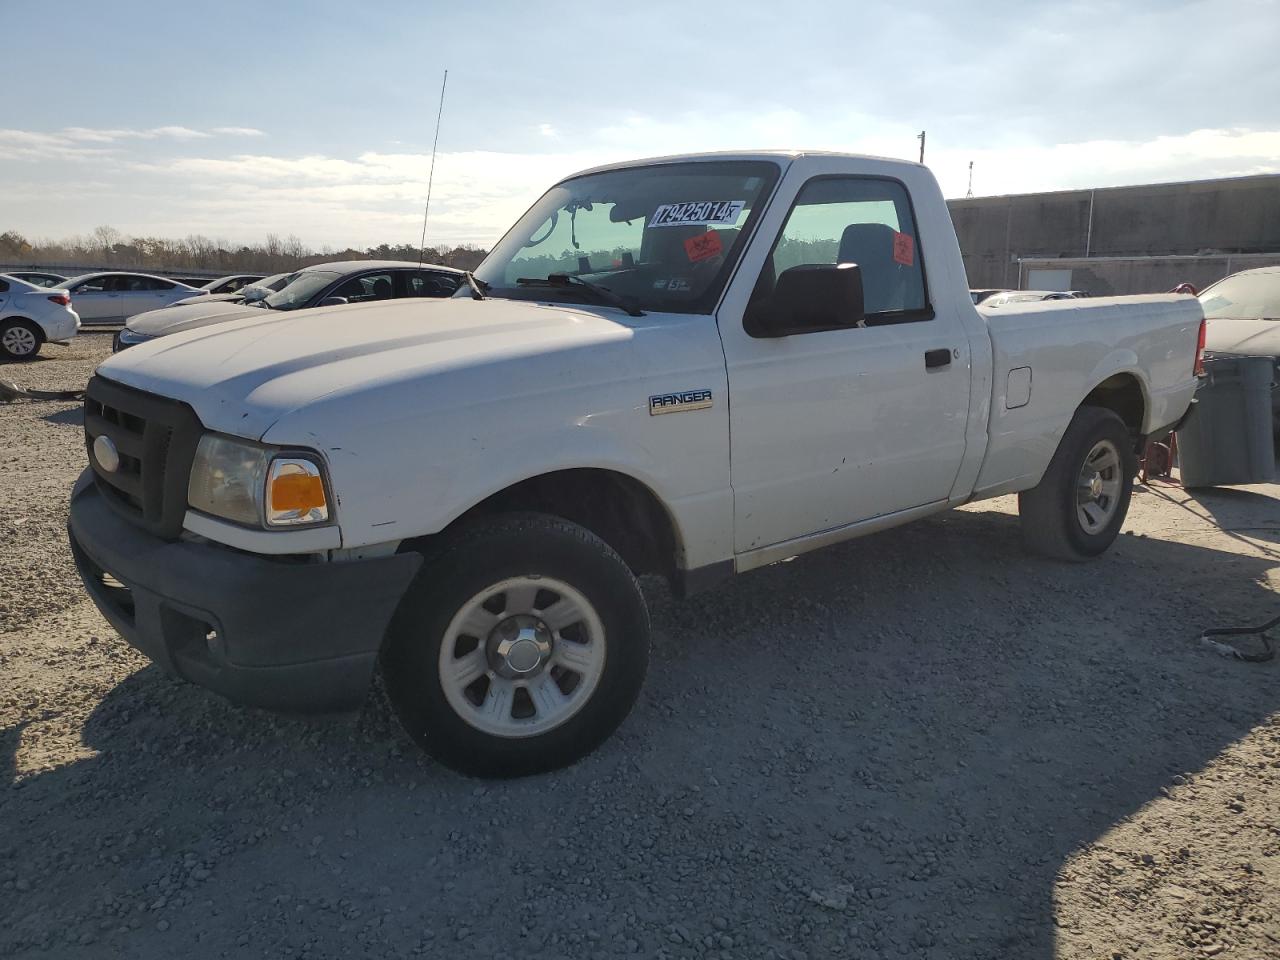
[69,151,1204,777]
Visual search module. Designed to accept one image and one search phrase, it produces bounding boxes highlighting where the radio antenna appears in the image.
[417,69,448,267]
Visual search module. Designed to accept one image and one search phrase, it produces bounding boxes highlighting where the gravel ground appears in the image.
[2,332,1278,960]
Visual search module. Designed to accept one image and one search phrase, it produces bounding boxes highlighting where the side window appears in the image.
[77,277,109,293]
[333,272,395,303]
[148,277,175,290]
[404,271,460,298]
[0,280,8,293]
[754,177,928,324]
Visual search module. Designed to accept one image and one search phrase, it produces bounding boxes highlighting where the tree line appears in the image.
[0,227,488,275]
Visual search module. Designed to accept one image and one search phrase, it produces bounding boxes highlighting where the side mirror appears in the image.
[318,296,349,307]
[746,263,866,338]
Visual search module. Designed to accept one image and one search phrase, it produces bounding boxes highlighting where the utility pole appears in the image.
[966,161,974,199]
[916,130,926,164]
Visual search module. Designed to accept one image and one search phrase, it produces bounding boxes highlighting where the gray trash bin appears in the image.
[1176,355,1277,488]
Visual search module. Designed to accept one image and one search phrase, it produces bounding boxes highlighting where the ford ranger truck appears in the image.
[69,152,1204,777]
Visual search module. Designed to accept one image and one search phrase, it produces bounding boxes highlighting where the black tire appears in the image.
[1019,406,1136,560]
[382,512,650,778]
[0,319,43,361]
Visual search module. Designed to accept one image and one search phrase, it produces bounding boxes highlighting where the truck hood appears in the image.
[96,297,636,438]
[128,301,263,336]
[1204,317,1280,357]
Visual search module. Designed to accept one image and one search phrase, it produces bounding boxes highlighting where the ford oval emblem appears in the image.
[92,435,120,473]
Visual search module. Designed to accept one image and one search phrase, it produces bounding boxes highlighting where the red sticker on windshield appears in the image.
[893,231,915,266]
[684,230,723,264]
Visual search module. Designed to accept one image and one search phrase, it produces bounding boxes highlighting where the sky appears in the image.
[3,0,1279,250]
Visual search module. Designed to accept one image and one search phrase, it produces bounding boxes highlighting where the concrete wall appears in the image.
[948,174,1280,292]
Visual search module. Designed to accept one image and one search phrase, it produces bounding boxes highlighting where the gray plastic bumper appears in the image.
[68,470,421,712]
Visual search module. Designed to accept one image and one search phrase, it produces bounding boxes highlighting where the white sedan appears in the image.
[0,274,80,360]
[50,272,205,324]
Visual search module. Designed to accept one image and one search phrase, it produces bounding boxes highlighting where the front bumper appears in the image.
[68,470,422,712]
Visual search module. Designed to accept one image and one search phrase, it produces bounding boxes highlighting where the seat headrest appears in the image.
[837,222,908,314]
[837,222,899,271]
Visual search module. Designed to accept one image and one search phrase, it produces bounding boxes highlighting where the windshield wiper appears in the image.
[515,273,644,317]
[463,271,487,301]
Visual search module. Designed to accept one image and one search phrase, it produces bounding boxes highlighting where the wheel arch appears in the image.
[1080,371,1149,443]
[403,467,686,588]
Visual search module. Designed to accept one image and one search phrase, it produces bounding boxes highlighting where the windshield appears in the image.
[471,160,781,314]
[1199,271,1280,320]
[262,271,340,310]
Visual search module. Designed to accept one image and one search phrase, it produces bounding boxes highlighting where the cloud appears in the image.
[6,112,1280,250]
[112,124,1280,249]
[1,125,259,157]
[933,128,1280,198]
[148,125,212,140]
[538,124,558,138]
[0,129,113,161]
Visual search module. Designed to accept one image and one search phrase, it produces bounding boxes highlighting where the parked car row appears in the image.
[0,262,462,360]
[113,261,462,350]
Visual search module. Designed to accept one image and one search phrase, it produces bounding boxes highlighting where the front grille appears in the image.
[83,376,203,540]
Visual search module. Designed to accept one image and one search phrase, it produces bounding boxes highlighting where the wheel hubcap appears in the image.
[1075,439,1123,533]
[489,616,553,677]
[2,327,36,355]
[438,575,606,738]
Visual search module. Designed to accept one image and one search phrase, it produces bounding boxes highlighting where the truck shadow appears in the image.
[1174,484,1280,549]
[2,507,1276,958]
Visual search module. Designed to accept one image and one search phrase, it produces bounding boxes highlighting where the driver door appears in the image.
[70,276,123,322]
[717,169,972,554]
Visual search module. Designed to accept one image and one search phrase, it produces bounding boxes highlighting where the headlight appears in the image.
[187,434,331,528]
[114,327,155,350]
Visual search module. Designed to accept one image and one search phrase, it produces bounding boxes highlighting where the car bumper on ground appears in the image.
[68,470,422,712]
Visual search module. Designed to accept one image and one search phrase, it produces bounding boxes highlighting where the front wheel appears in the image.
[381,513,650,777]
[1019,406,1136,560]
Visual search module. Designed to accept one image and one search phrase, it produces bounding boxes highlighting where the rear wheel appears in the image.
[382,513,650,777]
[0,319,42,360]
[1019,406,1135,560]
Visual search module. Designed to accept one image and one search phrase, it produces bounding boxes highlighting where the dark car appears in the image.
[114,260,463,350]
[199,273,267,295]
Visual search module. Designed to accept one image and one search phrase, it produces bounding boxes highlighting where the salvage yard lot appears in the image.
[2,332,1278,959]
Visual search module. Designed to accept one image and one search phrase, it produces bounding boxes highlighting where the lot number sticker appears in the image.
[649,200,745,228]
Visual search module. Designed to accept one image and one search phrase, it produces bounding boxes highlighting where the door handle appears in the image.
[925,348,952,369]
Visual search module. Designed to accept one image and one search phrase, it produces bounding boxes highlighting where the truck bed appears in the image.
[972,295,1202,499]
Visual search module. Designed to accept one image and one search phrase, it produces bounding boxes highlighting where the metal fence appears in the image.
[0,262,252,282]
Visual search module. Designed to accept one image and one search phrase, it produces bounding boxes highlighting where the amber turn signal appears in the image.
[266,458,329,526]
